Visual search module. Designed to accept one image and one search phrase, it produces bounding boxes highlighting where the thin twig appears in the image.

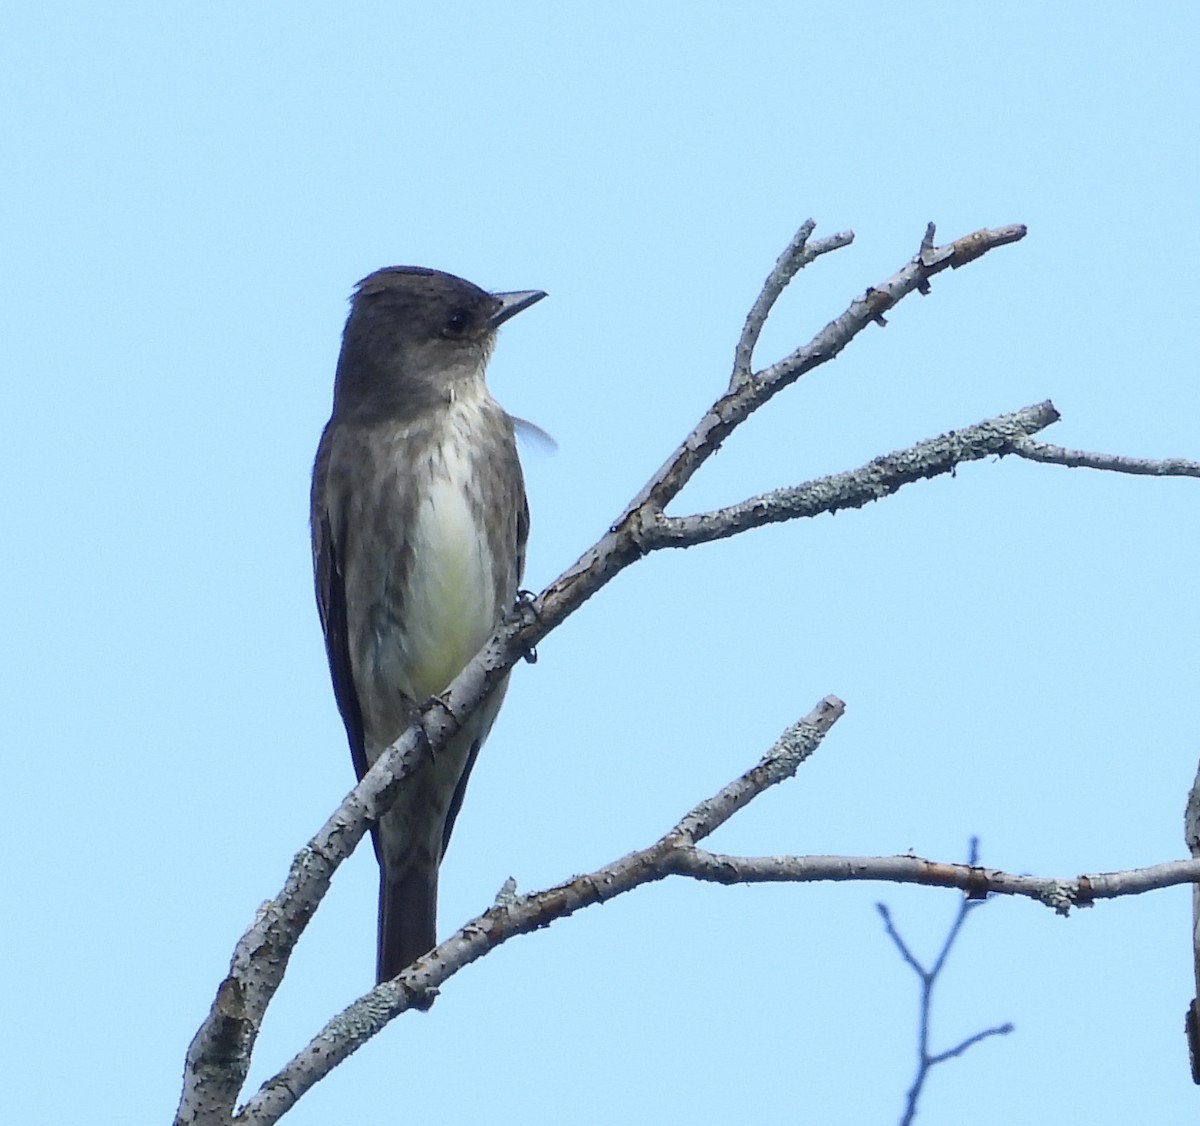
[879,838,1014,1126]
[729,220,854,389]
[1011,438,1200,478]
[928,1024,1014,1067]
[615,223,1028,525]
[877,904,925,979]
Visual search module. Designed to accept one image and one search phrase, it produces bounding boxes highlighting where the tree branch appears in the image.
[672,850,1200,908]
[1012,438,1200,478]
[926,1023,1014,1066]
[615,222,1027,526]
[877,839,1014,1126]
[181,227,1030,1119]
[175,729,435,1124]
[650,401,1059,548]
[236,716,1200,1124]
[177,217,1198,1123]
[729,219,854,389]
[235,697,847,1124]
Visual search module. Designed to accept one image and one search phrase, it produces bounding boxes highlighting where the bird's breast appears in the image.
[401,436,500,701]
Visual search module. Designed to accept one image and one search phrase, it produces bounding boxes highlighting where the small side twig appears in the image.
[878,838,1013,1126]
[1012,438,1200,478]
[730,219,855,388]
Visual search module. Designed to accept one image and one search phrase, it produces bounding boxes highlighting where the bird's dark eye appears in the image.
[442,309,470,337]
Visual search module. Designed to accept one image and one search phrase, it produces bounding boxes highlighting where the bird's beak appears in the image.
[490,289,547,328]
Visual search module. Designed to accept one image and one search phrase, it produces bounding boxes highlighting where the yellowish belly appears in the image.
[402,466,499,701]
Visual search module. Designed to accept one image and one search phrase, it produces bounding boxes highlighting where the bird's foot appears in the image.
[507,589,540,664]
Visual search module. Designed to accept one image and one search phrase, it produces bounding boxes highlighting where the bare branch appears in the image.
[926,836,984,980]
[218,684,1200,1124]
[1011,437,1200,478]
[751,223,1027,383]
[672,851,1200,908]
[651,402,1059,548]
[927,1023,1014,1067]
[175,730,435,1124]
[917,221,1027,269]
[879,839,1013,1126]
[235,697,847,1123]
[181,216,1198,1123]
[729,219,854,389]
[238,744,1200,1122]
[669,699,845,843]
[189,219,1025,1123]
[618,222,1027,523]
[877,903,925,979]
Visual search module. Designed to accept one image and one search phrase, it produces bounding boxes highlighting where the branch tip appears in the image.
[189,215,1186,1124]
[729,220,855,388]
[1013,438,1200,478]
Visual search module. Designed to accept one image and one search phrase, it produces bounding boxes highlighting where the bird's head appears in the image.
[332,266,545,419]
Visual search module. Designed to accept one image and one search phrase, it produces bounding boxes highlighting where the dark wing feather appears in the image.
[441,734,483,857]
[514,490,530,587]
[312,433,369,783]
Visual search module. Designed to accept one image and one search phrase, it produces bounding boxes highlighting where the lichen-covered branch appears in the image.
[178,216,1197,1124]
[651,402,1059,548]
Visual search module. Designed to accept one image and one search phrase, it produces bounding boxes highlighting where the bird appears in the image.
[310,266,545,983]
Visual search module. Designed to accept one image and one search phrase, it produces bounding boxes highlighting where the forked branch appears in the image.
[176,218,1197,1125]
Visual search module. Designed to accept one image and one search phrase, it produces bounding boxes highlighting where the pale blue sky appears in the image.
[4,5,1198,1124]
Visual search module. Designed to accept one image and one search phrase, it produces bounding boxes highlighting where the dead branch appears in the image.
[176,218,1197,1124]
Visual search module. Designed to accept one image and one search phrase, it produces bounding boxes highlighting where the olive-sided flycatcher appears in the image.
[311,267,544,983]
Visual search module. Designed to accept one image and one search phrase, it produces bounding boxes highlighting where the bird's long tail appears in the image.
[371,714,500,984]
[376,857,438,984]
